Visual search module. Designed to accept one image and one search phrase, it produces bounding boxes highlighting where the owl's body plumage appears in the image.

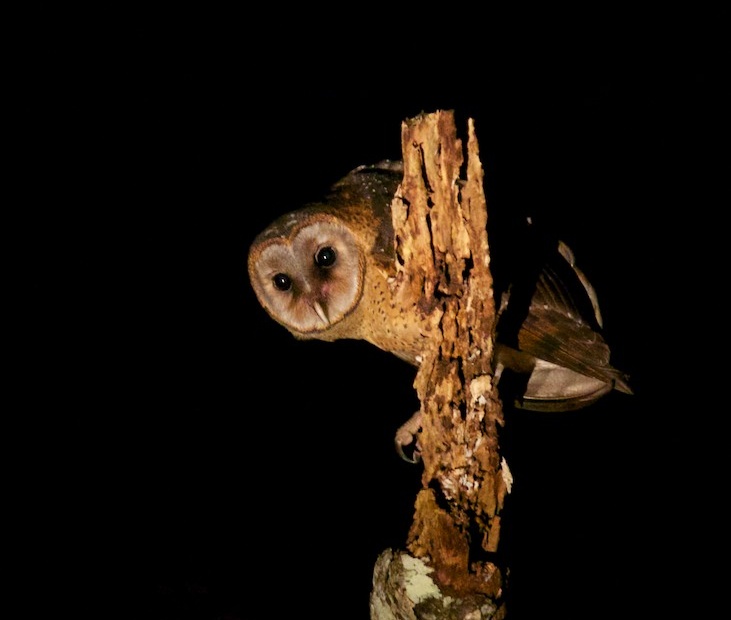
[248,161,632,415]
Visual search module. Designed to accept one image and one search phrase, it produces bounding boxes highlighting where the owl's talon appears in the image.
[395,439,421,464]
[395,411,422,464]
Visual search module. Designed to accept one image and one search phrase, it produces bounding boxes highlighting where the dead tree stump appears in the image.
[370,110,511,620]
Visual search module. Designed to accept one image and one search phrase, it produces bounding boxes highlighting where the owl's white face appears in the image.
[248,219,365,337]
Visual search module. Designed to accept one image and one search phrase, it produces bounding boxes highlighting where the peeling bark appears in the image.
[371,111,509,619]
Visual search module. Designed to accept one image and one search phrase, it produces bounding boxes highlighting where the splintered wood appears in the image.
[372,110,509,620]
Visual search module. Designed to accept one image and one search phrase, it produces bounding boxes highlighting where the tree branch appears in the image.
[371,111,511,619]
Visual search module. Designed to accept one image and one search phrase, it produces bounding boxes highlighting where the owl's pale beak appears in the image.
[312,301,330,325]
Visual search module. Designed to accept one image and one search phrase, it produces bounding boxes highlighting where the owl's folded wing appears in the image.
[496,239,632,402]
[516,303,633,394]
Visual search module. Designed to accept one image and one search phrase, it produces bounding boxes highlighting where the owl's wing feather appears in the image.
[497,236,632,396]
[517,305,632,393]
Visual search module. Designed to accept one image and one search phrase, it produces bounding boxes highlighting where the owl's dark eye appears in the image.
[315,246,337,268]
[272,273,292,291]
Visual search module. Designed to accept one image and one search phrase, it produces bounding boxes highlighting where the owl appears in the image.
[248,161,632,454]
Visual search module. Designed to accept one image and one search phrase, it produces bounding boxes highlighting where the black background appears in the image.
[24,6,722,619]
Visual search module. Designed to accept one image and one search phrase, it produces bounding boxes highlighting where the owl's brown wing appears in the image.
[495,236,632,408]
[516,301,632,394]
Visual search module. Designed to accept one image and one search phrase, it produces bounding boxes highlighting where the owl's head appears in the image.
[248,212,366,338]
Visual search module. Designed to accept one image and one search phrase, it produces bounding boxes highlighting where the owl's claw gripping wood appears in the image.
[394,411,422,464]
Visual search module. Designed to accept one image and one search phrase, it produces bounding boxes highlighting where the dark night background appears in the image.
[23,6,723,619]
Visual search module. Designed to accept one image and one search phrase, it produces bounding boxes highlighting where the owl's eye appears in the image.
[315,246,337,268]
[272,273,292,291]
